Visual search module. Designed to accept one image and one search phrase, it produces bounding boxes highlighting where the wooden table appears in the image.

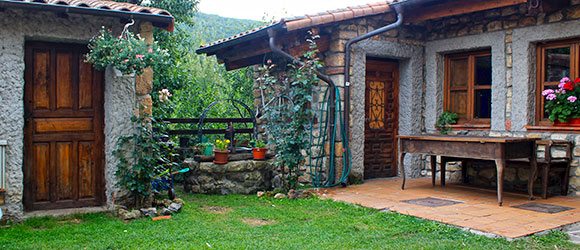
[397,135,539,206]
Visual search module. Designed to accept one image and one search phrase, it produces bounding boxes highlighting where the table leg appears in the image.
[529,154,538,200]
[441,156,447,186]
[400,152,406,190]
[430,155,436,186]
[495,158,505,206]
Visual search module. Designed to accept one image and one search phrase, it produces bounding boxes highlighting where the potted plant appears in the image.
[542,77,580,126]
[436,111,458,134]
[251,139,267,160]
[213,138,230,164]
[85,26,168,75]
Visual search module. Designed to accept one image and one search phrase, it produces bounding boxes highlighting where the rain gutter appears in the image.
[0,0,174,31]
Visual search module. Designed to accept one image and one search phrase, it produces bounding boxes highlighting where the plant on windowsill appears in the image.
[85,24,168,76]
[436,110,458,134]
[213,138,230,164]
[250,139,267,160]
[542,77,580,126]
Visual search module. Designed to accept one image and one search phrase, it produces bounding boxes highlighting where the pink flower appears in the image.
[542,89,554,96]
[561,77,570,83]
[546,93,557,100]
[148,48,153,53]
[558,82,566,88]
[124,59,129,62]
[568,96,577,103]
[136,54,145,59]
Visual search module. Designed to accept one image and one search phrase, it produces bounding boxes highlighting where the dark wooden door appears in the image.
[24,42,105,210]
[364,58,399,179]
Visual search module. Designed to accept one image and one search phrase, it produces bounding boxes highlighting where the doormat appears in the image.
[512,203,573,214]
[401,197,463,207]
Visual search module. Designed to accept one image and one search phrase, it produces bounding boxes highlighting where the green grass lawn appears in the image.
[1,193,578,249]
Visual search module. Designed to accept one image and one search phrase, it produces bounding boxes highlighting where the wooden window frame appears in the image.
[444,50,492,125]
[536,38,580,126]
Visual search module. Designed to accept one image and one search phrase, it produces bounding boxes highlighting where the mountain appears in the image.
[187,12,264,46]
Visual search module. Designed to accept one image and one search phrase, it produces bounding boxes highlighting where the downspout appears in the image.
[342,4,404,184]
[267,29,338,184]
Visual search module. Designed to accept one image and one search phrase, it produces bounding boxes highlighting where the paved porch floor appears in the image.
[320,178,580,239]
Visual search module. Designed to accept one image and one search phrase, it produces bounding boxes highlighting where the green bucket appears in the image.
[203,145,213,155]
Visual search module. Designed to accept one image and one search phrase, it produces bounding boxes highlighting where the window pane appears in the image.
[368,81,385,129]
[450,91,467,119]
[474,89,491,119]
[475,55,492,86]
[545,47,570,82]
[450,58,468,88]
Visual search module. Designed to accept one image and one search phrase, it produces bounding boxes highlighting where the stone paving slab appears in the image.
[320,178,580,239]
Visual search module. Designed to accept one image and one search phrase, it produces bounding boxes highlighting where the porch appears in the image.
[321,178,580,239]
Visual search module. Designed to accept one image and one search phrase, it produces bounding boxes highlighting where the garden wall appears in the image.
[182,159,274,194]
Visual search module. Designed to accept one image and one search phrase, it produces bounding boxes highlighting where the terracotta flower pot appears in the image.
[213,150,230,164]
[252,148,267,160]
[554,117,580,127]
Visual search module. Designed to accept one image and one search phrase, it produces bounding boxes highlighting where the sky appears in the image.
[198,0,380,21]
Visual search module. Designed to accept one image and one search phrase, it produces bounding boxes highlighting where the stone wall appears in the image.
[182,159,274,194]
[251,2,580,195]
[420,2,580,196]
[0,9,152,220]
[250,12,428,186]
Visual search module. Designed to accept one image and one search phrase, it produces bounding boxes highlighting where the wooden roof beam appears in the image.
[405,0,528,23]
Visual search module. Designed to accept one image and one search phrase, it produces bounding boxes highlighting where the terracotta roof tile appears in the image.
[199,1,399,51]
[10,0,172,16]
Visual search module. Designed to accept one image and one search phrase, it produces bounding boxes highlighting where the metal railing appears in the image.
[161,99,257,153]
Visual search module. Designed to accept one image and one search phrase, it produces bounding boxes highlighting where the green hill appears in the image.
[187,12,264,46]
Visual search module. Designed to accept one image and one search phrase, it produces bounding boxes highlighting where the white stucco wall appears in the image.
[0,9,136,220]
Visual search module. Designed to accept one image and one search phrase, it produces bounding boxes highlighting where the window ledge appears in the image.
[526,125,580,133]
[447,124,491,130]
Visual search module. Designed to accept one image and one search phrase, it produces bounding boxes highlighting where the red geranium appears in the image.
[564,81,574,91]
[575,78,580,84]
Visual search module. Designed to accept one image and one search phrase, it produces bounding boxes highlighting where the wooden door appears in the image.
[24,42,105,210]
[364,58,399,179]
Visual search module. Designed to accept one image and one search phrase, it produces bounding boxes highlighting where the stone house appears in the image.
[197,0,580,196]
[0,0,173,220]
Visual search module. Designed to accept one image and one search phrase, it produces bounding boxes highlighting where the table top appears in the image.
[396,134,539,143]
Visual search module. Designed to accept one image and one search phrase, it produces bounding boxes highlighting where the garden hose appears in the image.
[308,85,351,187]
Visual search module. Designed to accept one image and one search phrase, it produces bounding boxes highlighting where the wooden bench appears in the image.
[507,139,572,199]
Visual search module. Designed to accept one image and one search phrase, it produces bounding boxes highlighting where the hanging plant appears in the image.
[86,22,169,75]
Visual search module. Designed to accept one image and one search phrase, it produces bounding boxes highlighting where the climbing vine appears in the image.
[114,90,178,207]
[258,34,321,190]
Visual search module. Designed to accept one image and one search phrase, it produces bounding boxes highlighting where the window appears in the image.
[444,50,492,124]
[536,39,580,125]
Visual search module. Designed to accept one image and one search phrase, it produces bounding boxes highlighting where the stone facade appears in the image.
[421,3,580,196]
[182,159,274,194]
[0,9,154,220]
[252,2,580,195]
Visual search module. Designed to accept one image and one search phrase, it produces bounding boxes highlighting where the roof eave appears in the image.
[0,0,175,31]
[195,22,284,55]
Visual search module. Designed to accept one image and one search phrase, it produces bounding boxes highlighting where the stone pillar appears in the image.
[136,21,154,116]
